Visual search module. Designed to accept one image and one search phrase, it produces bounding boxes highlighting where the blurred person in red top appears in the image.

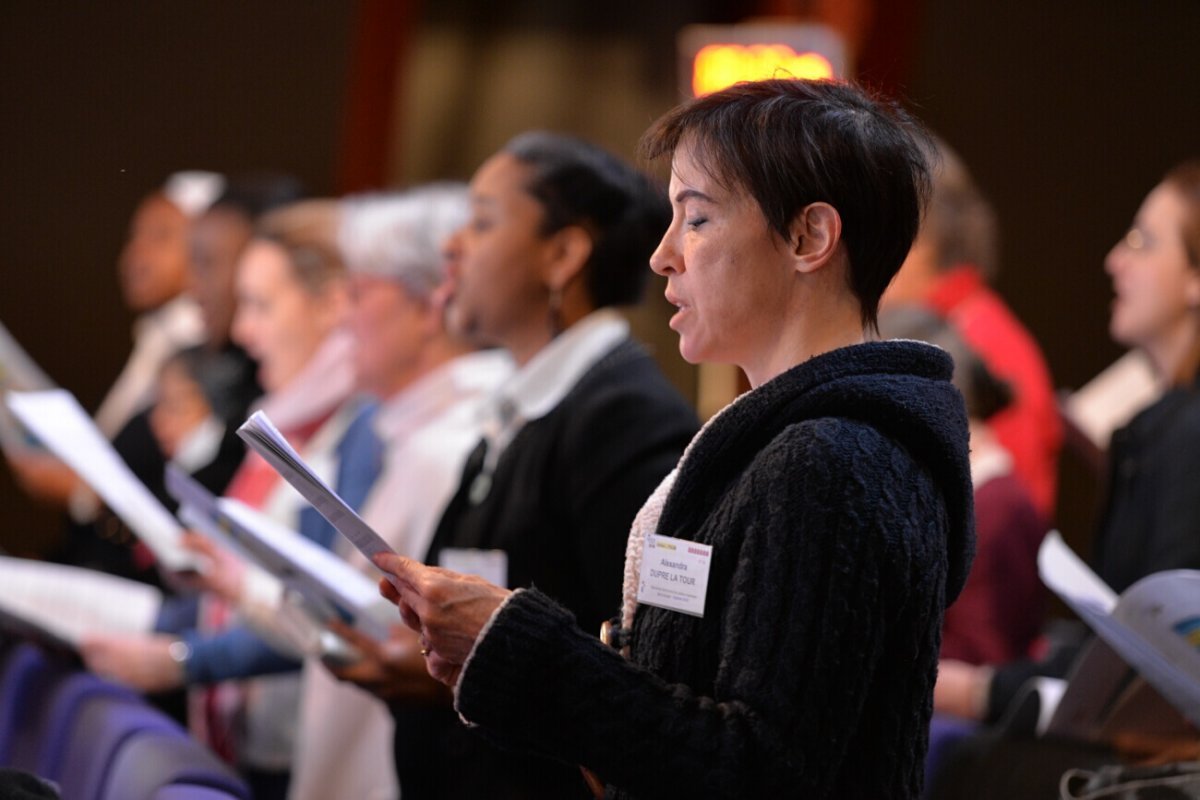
[884,138,1061,517]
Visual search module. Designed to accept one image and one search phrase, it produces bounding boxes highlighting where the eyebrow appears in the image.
[673,188,713,205]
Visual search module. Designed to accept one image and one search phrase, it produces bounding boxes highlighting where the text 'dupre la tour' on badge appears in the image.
[636,533,712,617]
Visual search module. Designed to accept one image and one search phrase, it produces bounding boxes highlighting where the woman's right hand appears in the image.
[323,621,450,704]
[373,553,512,687]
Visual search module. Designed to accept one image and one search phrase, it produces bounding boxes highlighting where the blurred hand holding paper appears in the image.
[6,389,198,572]
[167,464,393,643]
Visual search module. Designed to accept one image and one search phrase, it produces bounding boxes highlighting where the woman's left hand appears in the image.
[5,451,82,507]
[372,553,512,687]
[322,621,449,704]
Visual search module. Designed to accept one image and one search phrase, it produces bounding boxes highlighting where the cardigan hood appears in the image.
[663,339,975,604]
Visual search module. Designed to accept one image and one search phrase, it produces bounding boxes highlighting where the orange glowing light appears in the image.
[691,43,834,97]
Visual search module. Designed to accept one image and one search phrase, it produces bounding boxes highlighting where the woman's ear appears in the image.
[789,202,842,275]
[316,278,352,330]
[542,224,594,292]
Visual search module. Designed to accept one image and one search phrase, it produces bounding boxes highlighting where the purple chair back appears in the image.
[34,671,142,780]
[152,787,245,800]
[103,733,249,800]
[0,639,247,800]
[55,693,180,800]
[0,642,72,769]
[923,713,979,798]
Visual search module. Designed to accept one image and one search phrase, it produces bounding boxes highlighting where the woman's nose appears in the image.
[1104,242,1125,277]
[649,231,680,276]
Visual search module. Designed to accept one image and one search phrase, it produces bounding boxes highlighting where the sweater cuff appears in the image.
[453,587,579,730]
[453,587,523,722]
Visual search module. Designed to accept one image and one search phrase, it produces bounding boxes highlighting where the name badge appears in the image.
[637,533,712,617]
[439,547,509,588]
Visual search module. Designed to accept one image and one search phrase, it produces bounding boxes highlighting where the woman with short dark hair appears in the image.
[377,80,974,799]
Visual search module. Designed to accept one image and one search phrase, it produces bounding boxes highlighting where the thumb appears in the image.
[372,553,422,587]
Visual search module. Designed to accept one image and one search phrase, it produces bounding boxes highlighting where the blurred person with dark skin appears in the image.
[883,140,1062,518]
[103,173,307,501]
[190,175,307,353]
[929,160,1200,800]
[6,174,219,577]
[14,176,301,584]
[117,176,305,517]
[6,175,216,505]
[371,81,974,799]
[100,172,218,439]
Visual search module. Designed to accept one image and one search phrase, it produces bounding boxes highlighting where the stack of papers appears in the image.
[6,390,199,572]
[0,556,161,651]
[167,465,395,642]
[1038,532,1200,740]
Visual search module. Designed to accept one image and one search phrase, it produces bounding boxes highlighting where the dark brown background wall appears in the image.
[0,3,355,555]
[909,0,1198,390]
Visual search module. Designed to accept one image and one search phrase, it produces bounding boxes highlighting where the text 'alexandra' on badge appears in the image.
[636,533,712,617]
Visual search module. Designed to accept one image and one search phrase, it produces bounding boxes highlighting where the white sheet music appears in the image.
[1038,532,1200,737]
[1037,530,1118,615]
[6,389,198,572]
[166,464,392,640]
[216,499,393,640]
[237,410,397,564]
[0,556,161,648]
[0,320,55,453]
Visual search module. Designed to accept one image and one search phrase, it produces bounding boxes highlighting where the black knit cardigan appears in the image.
[457,340,975,799]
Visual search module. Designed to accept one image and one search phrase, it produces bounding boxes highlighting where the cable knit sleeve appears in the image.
[455,418,948,799]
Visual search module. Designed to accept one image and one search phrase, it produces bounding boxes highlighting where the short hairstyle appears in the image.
[338,183,469,301]
[921,137,1000,280]
[640,78,932,331]
[503,131,670,308]
[254,200,345,294]
[1163,159,1200,268]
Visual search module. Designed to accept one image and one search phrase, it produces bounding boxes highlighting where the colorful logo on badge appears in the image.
[1173,616,1200,650]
